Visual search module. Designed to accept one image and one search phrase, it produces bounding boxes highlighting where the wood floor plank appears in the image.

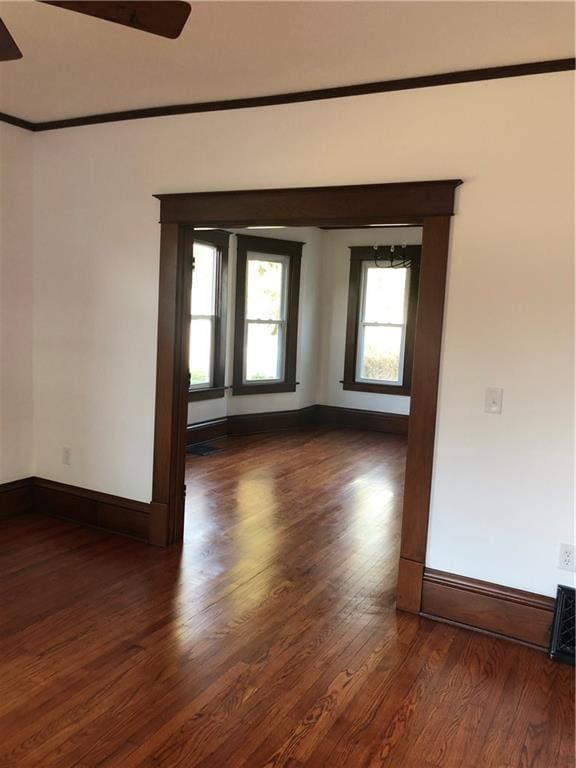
[0,429,572,767]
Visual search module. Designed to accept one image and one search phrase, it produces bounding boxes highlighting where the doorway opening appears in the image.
[184,224,420,598]
[150,181,461,614]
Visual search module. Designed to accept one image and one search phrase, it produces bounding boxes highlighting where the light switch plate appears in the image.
[485,387,503,414]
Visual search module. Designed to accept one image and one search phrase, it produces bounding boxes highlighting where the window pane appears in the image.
[246,257,284,321]
[360,325,403,383]
[245,322,282,381]
[364,267,407,324]
[191,243,216,315]
[189,318,213,386]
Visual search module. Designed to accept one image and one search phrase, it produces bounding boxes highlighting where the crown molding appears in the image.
[1,58,574,134]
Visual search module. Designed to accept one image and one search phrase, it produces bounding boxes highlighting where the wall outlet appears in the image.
[558,542,576,572]
[62,446,72,466]
[484,386,503,414]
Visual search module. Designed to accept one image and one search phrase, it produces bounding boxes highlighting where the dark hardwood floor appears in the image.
[1,428,573,767]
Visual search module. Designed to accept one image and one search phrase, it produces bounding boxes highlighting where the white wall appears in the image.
[0,123,34,483]
[188,227,323,425]
[31,71,574,596]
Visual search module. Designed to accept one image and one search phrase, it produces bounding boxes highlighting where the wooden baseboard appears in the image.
[187,407,316,445]
[0,478,34,518]
[188,405,408,444]
[33,478,150,542]
[187,418,228,445]
[315,405,409,434]
[421,568,555,649]
[228,406,317,436]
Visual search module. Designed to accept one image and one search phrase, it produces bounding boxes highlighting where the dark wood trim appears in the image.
[403,250,420,393]
[233,234,306,256]
[421,568,555,650]
[397,558,424,613]
[341,380,412,397]
[343,245,421,396]
[314,405,408,434]
[231,381,300,396]
[187,405,408,444]
[228,407,316,436]
[343,252,363,394]
[0,476,153,542]
[151,223,179,541]
[0,478,34,518]
[188,386,226,402]
[148,501,169,546]
[186,417,228,445]
[188,229,230,401]
[33,477,150,541]
[187,409,314,444]
[400,217,451,571]
[151,224,193,545]
[156,181,461,227]
[321,224,419,230]
[3,59,572,133]
[232,234,303,396]
[0,112,35,131]
[170,227,194,545]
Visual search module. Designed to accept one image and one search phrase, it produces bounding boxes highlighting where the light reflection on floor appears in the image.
[182,429,407,626]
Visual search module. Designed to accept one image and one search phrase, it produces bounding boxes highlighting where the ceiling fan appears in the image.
[0,1,192,61]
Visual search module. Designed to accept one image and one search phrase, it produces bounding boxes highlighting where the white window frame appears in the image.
[243,252,289,384]
[355,261,411,387]
[189,243,218,390]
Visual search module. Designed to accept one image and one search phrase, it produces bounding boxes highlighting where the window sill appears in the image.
[232,381,298,396]
[341,380,411,397]
[188,386,226,402]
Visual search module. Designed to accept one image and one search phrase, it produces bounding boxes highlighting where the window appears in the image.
[233,234,303,395]
[343,245,420,395]
[188,230,229,402]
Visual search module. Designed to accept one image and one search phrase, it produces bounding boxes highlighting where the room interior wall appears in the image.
[30,71,574,596]
[187,225,420,426]
[0,123,34,483]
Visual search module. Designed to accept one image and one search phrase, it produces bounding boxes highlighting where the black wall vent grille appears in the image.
[549,585,575,665]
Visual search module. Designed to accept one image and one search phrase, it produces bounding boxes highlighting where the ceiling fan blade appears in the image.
[40,1,191,40]
[0,18,23,61]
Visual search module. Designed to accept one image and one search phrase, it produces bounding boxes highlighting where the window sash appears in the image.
[191,243,218,316]
[189,242,220,390]
[189,315,215,389]
[356,262,411,386]
[245,253,289,322]
[243,254,289,383]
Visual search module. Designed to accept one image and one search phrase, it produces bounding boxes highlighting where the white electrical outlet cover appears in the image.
[484,387,503,414]
[558,542,576,572]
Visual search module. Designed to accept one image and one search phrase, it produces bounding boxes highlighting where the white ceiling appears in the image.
[0,1,573,123]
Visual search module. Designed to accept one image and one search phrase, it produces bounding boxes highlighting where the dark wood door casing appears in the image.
[151,180,461,614]
[150,225,193,545]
